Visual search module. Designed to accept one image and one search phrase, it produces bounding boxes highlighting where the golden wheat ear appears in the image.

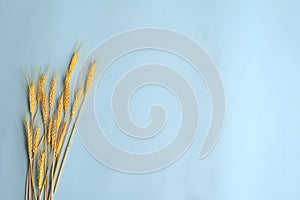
[56,95,63,125]
[37,151,45,191]
[55,121,67,158]
[71,89,83,119]
[63,71,71,113]
[47,118,53,145]
[51,119,57,154]
[37,73,46,104]
[41,91,48,125]
[68,51,79,75]
[84,61,96,95]
[33,124,41,155]
[49,74,57,113]
[28,83,36,116]
[24,117,33,159]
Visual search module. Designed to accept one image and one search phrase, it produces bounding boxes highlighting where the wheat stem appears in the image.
[25,167,29,200]
[29,158,37,200]
[53,96,84,193]
[53,93,88,192]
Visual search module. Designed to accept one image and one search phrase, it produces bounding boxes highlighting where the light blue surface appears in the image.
[1,0,300,199]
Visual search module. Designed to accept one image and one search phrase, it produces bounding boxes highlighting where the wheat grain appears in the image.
[41,91,48,125]
[38,151,45,190]
[71,89,83,119]
[33,124,40,155]
[25,118,32,159]
[84,61,96,95]
[49,75,56,112]
[28,83,36,115]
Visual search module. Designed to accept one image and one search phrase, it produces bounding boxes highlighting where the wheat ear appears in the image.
[49,75,56,113]
[41,91,48,125]
[68,51,78,74]
[84,61,96,95]
[29,83,36,116]
[56,95,63,125]
[55,121,67,158]
[51,119,57,153]
[37,74,46,104]
[33,124,41,155]
[71,89,83,119]
[63,72,71,112]
[38,151,45,191]
[47,118,53,145]
[25,118,38,200]
[25,118,33,159]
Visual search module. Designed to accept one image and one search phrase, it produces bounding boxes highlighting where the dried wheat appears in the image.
[37,74,46,103]
[84,61,96,95]
[63,72,70,112]
[25,118,32,158]
[51,119,57,152]
[28,83,36,115]
[47,118,53,144]
[49,75,56,112]
[71,89,83,119]
[33,124,40,155]
[41,91,48,125]
[68,52,78,74]
[57,95,63,125]
[38,151,45,190]
[55,121,67,158]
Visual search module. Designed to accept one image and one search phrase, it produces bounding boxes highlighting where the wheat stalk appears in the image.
[25,117,38,200]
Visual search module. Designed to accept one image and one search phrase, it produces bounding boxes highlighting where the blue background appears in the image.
[1,0,300,199]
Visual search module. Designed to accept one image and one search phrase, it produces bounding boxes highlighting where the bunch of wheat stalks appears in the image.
[24,51,96,200]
